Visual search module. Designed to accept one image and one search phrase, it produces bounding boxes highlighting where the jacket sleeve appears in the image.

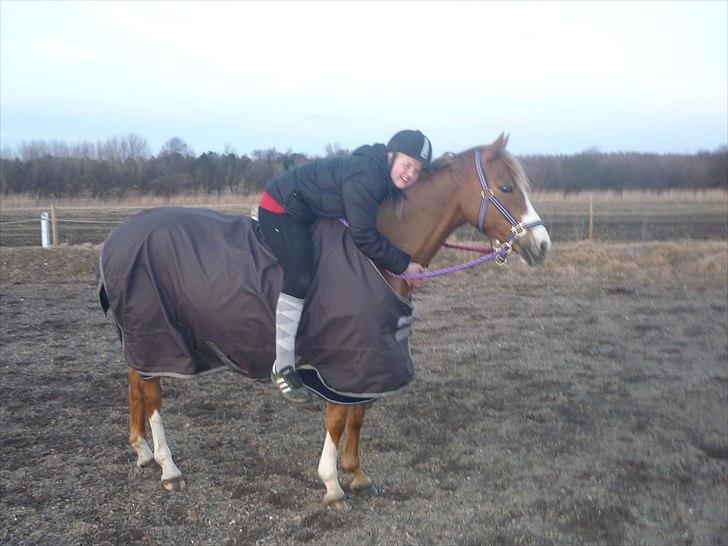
[341,176,411,274]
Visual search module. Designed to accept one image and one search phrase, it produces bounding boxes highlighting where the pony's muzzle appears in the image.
[513,227,551,266]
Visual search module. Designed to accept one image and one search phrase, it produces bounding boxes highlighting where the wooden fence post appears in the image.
[50,204,58,246]
[588,194,594,241]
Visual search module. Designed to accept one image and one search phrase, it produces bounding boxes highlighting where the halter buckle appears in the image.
[510,223,527,239]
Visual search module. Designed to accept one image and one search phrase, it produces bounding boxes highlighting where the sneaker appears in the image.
[271,367,312,403]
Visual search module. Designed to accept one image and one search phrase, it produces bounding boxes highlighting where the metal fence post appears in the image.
[41,212,50,248]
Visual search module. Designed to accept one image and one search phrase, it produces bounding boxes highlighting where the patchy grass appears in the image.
[2,240,726,286]
[428,240,728,286]
[0,244,101,284]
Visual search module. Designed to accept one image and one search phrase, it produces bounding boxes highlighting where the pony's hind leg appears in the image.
[140,375,186,491]
[318,403,348,509]
[341,404,377,496]
[128,368,154,467]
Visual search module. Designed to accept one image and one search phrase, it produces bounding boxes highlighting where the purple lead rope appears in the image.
[391,245,509,280]
[338,218,507,280]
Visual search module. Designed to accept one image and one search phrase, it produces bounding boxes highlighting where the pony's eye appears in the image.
[500,185,514,193]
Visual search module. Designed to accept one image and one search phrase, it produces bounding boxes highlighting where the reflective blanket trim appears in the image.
[297,365,409,404]
[137,368,226,381]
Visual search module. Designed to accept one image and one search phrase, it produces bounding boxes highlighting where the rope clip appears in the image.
[495,243,511,266]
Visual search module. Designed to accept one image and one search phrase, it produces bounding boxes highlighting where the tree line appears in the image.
[522,147,727,192]
[1,134,725,198]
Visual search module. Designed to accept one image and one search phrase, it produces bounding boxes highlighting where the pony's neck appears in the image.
[376,165,465,293]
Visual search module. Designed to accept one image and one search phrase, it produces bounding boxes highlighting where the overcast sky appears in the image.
[1,0,726,158]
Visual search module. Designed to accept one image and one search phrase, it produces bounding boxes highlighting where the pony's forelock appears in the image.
[497,147,531,193]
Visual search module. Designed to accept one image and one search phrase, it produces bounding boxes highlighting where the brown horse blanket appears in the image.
[99,207,414,400]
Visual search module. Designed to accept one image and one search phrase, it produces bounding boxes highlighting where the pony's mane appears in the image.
[424,144,531,193]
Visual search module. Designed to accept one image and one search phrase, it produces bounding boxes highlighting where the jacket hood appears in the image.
[352,143,403,197]
[352,143,388,170]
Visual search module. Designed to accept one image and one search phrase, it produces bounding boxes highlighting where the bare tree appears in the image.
[325,142,349,158]
[19,140,52,161]
[71,141,96,159]
[0,145,14,160]
[160,137,194,158]
[119,133,151,160]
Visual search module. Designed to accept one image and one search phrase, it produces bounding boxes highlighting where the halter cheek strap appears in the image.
[475,151,491,233]
[473,149,545,252]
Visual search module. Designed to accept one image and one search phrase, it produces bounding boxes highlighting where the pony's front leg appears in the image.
[318,403,348,509]
[341,404,377,496]
[128,368,154,467]
[141,376,186,491]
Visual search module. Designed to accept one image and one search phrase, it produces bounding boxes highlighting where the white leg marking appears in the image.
[131,436,154,467]
[317,432,345,504]
[148,410,182,482]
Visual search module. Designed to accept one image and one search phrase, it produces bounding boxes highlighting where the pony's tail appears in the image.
[99,283,110,315]
[97,250,110,315]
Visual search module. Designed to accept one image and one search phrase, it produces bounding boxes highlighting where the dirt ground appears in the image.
[1,243,727,545]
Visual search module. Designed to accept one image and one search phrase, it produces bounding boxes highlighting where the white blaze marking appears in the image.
[148,410,182,481]
[318,432,345,504]
[521,196,551,249]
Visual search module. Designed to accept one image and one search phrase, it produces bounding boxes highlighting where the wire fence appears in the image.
[0,219,40,226]
[1,200,726,248]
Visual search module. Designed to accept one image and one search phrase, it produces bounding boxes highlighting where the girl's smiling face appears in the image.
[389,153,423,190]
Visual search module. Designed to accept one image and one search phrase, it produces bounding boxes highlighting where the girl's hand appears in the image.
[403,262,426,289]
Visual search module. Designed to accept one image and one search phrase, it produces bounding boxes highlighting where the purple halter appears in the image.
[473,149,545,253]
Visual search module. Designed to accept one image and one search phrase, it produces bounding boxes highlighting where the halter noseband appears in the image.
[473,149,545,261]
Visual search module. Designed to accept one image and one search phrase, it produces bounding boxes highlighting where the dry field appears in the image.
[1,238,727,545]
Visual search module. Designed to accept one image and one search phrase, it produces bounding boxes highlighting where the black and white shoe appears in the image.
[271,367,312,403]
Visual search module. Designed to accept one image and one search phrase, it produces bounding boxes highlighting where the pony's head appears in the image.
[452,133,551,265]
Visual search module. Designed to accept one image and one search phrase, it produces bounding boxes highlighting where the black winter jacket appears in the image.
[264,144,410,274]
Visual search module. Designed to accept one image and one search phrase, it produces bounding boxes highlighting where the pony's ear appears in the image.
[482,133,509,161]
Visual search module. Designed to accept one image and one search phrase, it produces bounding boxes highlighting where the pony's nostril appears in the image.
[540,241,549,254]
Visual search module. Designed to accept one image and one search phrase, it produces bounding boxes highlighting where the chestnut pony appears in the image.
[123,133,551,509]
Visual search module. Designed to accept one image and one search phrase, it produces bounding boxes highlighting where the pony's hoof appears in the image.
[162,476,186,492]
[353,482,379,497]
[325,499,350,511]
